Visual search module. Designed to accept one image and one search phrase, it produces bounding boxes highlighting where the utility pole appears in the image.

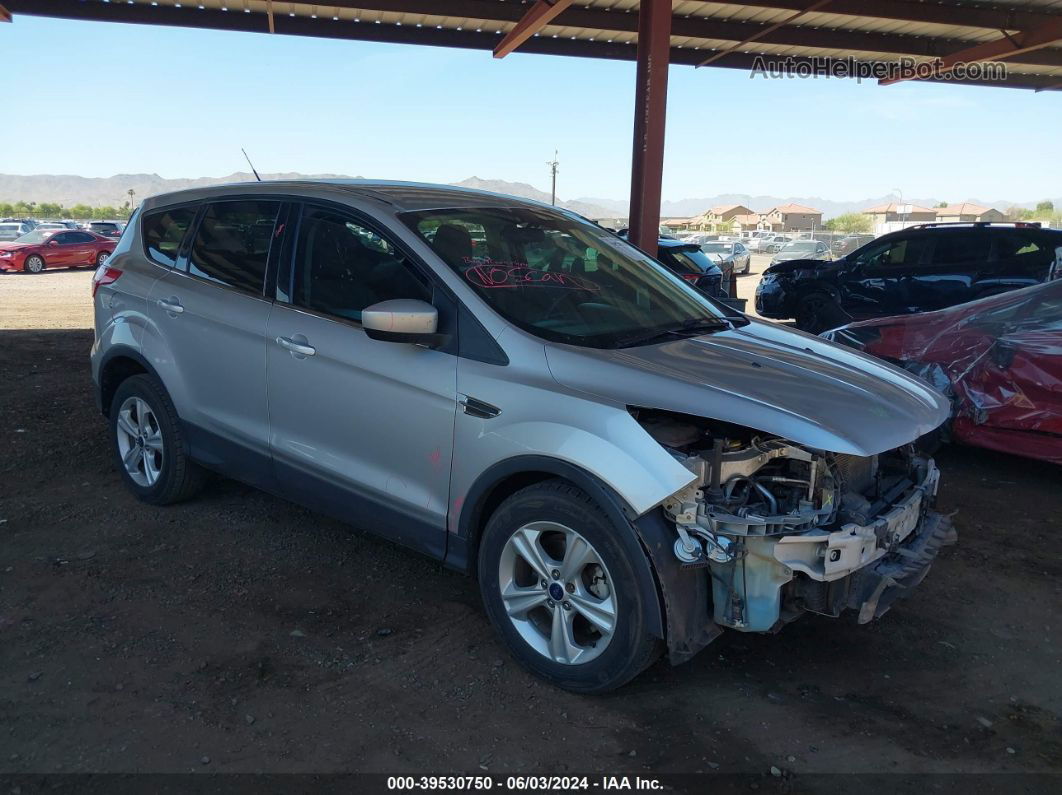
[547,150,559,206]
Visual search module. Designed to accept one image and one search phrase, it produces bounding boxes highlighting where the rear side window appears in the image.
[667,246,714,274]
[68,231,95,243]
[993,232,1053,268]
[929,233,989,266]
[142,206,197,267]
[188,201,281,294]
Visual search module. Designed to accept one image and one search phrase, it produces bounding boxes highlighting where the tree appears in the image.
[935,201,948,208]
[824,213,872,233]
[1035,200,1054,215]
[68,204,94,220]
[1005,206,1033,221]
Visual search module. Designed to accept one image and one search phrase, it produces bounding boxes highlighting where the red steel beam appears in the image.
[699,0,832,67]
[494,0,575,59]
[628,0,672,257]
[880,16,1062,85]
[0,5,11,23]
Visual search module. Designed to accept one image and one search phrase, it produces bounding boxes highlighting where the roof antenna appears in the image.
[241,148,262,182]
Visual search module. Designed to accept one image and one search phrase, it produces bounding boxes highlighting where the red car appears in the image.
[823,280,1062,465]
[0,228,116,273]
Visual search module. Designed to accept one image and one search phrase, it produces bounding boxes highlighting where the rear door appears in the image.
[143,199,284,487]
[65,230,98,265]
[265,203,457,558]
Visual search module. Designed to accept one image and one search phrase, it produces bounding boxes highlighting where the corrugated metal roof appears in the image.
[7,0,1061,89]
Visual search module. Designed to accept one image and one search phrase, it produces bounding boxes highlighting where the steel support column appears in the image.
[628,0,671,256]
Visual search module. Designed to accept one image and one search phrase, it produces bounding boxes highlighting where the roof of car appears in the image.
[142,179,559,214]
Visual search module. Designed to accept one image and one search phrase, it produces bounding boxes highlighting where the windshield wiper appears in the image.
[614,317,731,348]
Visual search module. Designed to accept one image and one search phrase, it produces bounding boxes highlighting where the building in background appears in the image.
[760,204,823,232]
[934,203,1005,223]
[863,202,936,224]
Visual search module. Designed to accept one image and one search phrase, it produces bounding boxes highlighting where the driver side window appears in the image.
[290,207,431,323]
[857,237,928,270]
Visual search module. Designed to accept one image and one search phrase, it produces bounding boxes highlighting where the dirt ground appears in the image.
[1,271,1060,785]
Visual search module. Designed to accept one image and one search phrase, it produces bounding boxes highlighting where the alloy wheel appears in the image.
[497,521,616,665]
[116,396,164,487]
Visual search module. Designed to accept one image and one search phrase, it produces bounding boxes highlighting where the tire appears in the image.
[110,374,203,505]
[95,251,110,267]
[25,255,45,273]
[795,291,847,333]
[477,479,661,693]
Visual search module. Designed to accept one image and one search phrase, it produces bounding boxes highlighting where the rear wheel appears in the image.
[25,255,44,273]
[110,374,203,505]
[478,479,660,693]
[95,251,110,267]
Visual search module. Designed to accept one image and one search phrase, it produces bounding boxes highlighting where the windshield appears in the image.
[401,206,730,348]
[782,241,817,253]
[701,242,733,254]
[14,230,54,244]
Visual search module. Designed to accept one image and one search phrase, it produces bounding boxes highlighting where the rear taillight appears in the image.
[680,273,700,283]
[91,265,122,298]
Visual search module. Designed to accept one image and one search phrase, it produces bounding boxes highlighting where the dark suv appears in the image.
[756,223,1062,332]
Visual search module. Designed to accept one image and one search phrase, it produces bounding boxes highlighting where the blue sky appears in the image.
[2,15,1060,203]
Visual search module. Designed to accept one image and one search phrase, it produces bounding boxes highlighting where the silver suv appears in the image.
[91,181,955,692]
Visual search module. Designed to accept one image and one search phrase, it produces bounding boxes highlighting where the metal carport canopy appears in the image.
[4,0,1060,251]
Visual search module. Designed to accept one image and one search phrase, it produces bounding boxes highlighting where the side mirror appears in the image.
[47,239,59,247]
[362,299,446,348]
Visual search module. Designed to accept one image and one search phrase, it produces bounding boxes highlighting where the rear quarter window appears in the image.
[142,206,197,267]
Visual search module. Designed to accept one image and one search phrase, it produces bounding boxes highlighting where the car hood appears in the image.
[0,242,31,252]
[544,318,949,456]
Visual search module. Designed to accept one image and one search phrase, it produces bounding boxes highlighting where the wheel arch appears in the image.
[97,346,162,418]
[450,455,666,640]
[24,252,46,271]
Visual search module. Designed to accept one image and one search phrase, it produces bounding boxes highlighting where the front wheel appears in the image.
[477,479,660,693]
[796,291,847,333]
[25,255,45,273]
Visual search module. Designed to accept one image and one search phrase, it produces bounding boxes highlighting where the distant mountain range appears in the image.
[1,172,1056,221]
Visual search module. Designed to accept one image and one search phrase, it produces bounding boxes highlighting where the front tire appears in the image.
[25,255,44,273]
[795,291,847,333]
[477,479,660,693]
[110,374,203,505]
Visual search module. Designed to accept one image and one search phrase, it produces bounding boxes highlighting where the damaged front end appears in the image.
[635,409,956,644]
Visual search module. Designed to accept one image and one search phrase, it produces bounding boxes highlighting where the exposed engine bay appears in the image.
[633,408,957,634]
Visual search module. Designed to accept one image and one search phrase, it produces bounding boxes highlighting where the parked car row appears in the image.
[0,226,117,273]
[0,217,125,242]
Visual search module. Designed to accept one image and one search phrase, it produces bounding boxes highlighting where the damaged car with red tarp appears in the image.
[822,279,1062,465]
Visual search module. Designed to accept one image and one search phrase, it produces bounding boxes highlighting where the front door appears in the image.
[842,235,931,318]
[46,232,80,266]
[265,204,457,558]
